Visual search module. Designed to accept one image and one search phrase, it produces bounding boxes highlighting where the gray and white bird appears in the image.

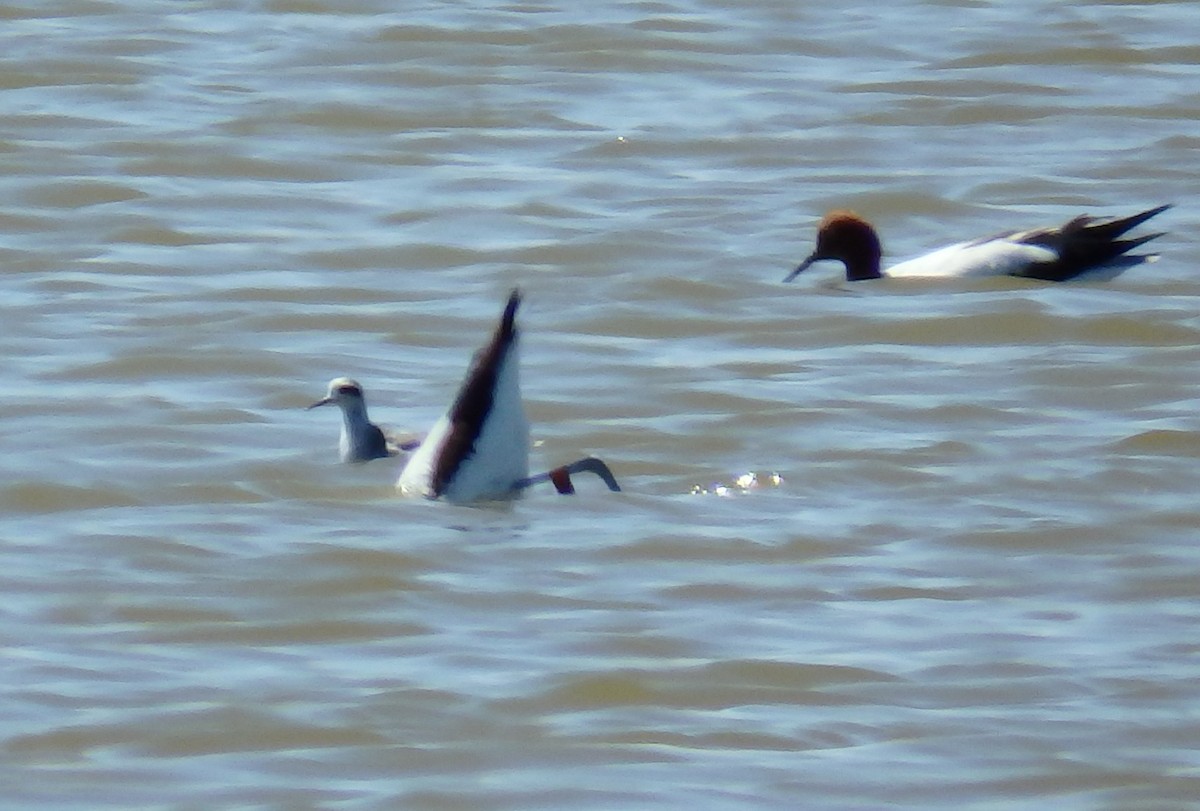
[308,377,419,463]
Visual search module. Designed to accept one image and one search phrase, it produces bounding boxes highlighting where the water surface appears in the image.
[3,1,1199,809]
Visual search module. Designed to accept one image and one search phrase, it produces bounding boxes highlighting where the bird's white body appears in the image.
[396,345,530,502]
[885,236,1059,279]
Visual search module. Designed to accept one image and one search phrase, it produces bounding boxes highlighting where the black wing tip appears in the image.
[1118,230,1167,252]
[498,288,522,339]
[1125,203,1173,227]
[504,287,521,315]
[1102,203,1173,236]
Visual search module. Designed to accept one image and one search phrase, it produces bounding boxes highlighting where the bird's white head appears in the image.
[308,377,367,411]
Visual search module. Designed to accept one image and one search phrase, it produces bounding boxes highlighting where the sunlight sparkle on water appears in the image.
[691,471,784,497]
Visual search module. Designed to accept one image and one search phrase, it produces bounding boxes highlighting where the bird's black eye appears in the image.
[336,385,361,396]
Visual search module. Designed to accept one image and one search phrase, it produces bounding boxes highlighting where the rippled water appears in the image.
[3,1,1200,808]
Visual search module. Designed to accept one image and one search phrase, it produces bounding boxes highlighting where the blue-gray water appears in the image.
[3,1,1199,809]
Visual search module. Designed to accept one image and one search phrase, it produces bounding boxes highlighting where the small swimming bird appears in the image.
[396,290,621,502]
[784,204,1170,283]
[308,377,420,463]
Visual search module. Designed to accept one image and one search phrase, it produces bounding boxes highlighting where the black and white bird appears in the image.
[395,290,620,502]
[785,204,1170,283]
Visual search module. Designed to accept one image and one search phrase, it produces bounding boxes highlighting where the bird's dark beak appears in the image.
[307,397,333,410]
[783,254,818,283]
